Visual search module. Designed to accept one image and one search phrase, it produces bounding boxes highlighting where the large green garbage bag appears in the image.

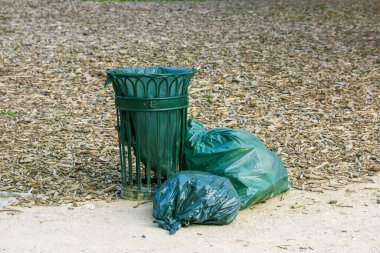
[104,67,196,178]
[184,119,290,209]
[153,171,241,234]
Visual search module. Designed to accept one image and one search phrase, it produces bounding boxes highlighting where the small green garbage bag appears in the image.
[184,119,290,209]
[153,171,241,234]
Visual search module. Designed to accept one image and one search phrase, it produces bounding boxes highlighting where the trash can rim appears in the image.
[106,66,197,78]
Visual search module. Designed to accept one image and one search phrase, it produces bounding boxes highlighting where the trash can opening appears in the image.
[105,66,197,83]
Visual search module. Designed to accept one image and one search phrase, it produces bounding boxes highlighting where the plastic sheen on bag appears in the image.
[184,119,290,209]
[153,171,241,234]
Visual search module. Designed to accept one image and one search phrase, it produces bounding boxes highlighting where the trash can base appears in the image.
[121,186,154,201]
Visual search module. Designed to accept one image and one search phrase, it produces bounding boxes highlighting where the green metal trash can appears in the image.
[104,66,197,200]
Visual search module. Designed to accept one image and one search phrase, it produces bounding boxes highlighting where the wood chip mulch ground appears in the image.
[0,0,379,206]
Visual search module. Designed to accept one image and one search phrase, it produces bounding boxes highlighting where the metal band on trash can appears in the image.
[115,95,188,112]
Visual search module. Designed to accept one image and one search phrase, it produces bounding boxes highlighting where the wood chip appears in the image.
[133,201,151,208]
[0,209,23,213]
[336,205,354,208]
[291,203,305,209]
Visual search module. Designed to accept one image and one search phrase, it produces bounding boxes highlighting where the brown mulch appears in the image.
[0,0,379,206]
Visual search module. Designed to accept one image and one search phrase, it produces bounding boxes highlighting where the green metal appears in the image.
[105,66,197,200]
[115,96,188,111]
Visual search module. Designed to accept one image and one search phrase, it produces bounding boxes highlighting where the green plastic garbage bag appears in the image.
[153,171,241,234]
[184,119,290,209]
[104,66,197,178]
